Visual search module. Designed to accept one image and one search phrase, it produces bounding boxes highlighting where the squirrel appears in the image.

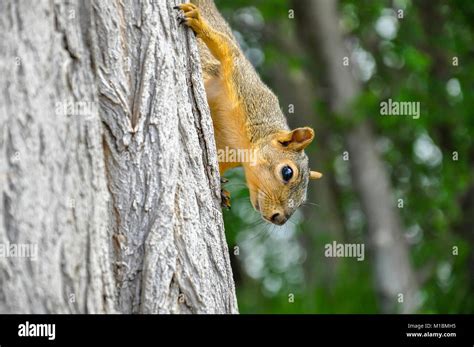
[174,1,322,225]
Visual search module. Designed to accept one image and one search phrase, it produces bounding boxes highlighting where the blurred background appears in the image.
[214,0,474,313]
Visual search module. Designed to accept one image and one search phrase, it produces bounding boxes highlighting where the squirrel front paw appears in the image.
[220,177,231,210]
[173,3,205,35]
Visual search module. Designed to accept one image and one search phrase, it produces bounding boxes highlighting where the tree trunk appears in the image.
[293,0,420,313]
[0,0,237,314]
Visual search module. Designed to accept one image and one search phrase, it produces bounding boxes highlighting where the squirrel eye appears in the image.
[281,165,293,182]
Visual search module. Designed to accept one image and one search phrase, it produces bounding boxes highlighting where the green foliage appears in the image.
[214,0,474,313]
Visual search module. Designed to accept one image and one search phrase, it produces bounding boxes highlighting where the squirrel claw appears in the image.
[174,5,185,25]
[221,188,231,210]
[220,177,231,209]
[173,3,202,33]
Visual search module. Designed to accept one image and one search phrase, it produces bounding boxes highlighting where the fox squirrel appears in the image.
[175,1,322,225]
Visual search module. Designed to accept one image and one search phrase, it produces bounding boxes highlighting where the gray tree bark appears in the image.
[293,0,420,313]
[0,0,237,314]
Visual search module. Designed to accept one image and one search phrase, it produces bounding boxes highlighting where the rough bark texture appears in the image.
[293,0,420,313]
[0,0,237,314]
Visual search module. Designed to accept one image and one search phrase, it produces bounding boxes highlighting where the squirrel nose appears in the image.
[270,212,287,225]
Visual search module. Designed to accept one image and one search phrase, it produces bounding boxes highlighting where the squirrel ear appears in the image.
[276,127,315,151]
[310,170,323,180]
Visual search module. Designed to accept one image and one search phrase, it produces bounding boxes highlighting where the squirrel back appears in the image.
[192,0,288,140]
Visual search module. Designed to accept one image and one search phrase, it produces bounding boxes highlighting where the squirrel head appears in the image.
[243,127,322,225]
